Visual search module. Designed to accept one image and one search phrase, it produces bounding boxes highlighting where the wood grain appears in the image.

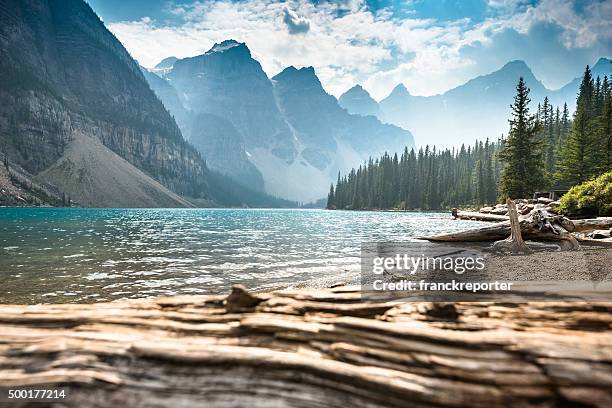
[0,285,610,407]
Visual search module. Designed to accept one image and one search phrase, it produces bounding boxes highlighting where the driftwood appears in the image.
[452,209,509,222]
[1,286,611,407]
[571,217,612,232]
[424,208,582,249]
[492,199,532,253]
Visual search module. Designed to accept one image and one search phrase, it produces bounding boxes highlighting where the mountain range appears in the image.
[341,58,612,148]
[2,0,608,206]
[0,0,293,207]
[144,40,414,202]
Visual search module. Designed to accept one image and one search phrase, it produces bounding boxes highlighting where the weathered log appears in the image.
[452,209,509,222]
[571,217,612,232]
[0,287,611,407]
[423,209,582,249]
[422,220,512,241]
[492,199,532,253]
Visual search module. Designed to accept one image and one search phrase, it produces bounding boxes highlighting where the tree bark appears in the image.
[492,199,532,253]
[0,286,611,407]
[571,217,612,232]
[452,210,509,222]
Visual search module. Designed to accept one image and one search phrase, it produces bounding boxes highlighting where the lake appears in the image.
[0,208,484,303]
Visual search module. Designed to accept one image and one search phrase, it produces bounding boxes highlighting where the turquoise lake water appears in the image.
[0,208,484,303]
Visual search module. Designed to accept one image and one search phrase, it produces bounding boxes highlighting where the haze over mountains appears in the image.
[145,41,609,201]
[1,0,608,207]
[145,40,413,202]
[343,58,612,148]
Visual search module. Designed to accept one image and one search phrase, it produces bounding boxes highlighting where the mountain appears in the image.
[378,58,611,148]
[150,56,178,76]
[188,113,264,191]
[168,40,295,156]
[0,0,288,207]
[140,66,190,135]
[147,41,414,202]
[338,85,382,118]
[380,60,548,147]
[272,66,410,171]
[550,57,612,111]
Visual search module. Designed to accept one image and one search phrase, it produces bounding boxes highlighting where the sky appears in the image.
[87,0,612,99]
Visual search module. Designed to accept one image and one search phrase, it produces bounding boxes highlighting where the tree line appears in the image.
[327,140,501,210]
[328,65,611,210]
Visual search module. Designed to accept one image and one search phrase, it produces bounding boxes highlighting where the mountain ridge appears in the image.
[146,44,414,202]
[375,57,611,147]
[338,85,382,118]
[0,0,293,207]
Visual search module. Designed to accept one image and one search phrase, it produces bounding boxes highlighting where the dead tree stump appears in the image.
[492,199,532,254]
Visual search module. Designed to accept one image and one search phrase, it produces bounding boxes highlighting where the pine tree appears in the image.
[326,139,503,211]
[557,66,597,185]
[326,183,335,209]
[601,76,612,170]
[498,77,544,199]
[484,139,496,203]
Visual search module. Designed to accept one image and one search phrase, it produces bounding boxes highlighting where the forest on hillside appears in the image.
[327,66,611,210]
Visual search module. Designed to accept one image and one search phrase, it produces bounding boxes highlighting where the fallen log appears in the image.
[0,285,611,407]
[452,209,509,222]
[423,208,581,250]
[571,217,612,232]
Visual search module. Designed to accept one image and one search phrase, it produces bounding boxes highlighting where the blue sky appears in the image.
[87,0,612,99]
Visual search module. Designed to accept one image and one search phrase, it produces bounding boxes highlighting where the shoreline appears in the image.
[2,244,610,305]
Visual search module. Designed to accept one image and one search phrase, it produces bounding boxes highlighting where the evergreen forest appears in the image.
[327,66,611,210]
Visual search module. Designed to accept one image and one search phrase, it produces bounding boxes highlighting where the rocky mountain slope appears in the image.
[0,0,207,206]
[146,41,414,202]
[272,66,410,182]
[0,0,289,207]
[38,132,193,207]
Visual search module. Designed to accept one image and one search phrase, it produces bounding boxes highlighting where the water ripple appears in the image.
[0,208,486,303]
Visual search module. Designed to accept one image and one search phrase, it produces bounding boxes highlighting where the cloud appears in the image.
[500,0,612,49]
[105,0,612,99]
[283,7,310,34]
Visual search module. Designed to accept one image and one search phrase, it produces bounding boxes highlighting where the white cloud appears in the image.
[283,7,310,34]
[107,0,611,99]
[502,0,612,48]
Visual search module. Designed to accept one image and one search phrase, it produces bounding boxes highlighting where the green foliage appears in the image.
[330,67,610,211]
[328,139,500,210]
[558,171,612,217]
[557,66,612,185]
[498,77,545,199]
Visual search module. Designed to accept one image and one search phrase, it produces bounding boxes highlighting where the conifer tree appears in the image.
[601,76,612,170]
[484,139,496,203]
[326,184,335,209]
[498,77,544,199]
[557,66,597,185]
